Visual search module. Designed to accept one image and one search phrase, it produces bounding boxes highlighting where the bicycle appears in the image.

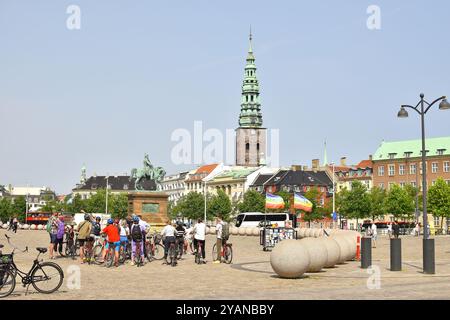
[212,240,233,264]
[145,233,165,261]
[64,231,78,260]
[93,235,106,264]
[194,240,205,265]
[134,240,144,267]
[104,242,118,268]
[176,237,184,260]
[0,235,64,298]
[119,239,131,264]
[167,239,177,267]
[83,236,96,265]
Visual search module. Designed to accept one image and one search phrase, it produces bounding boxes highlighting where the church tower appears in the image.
[235,29,267,167]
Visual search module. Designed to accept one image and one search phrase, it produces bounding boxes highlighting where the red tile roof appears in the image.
[356,160,373,169]
[195,164,218,174]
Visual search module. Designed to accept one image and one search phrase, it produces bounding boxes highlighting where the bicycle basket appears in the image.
[0,254,13,267]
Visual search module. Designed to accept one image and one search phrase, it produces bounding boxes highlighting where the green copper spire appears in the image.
[238,29,263,128]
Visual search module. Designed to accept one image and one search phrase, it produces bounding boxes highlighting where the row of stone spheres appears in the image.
[270,229,360,278]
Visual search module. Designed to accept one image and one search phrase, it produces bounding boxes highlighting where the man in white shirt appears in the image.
[371,222,378,248]
[214,217,223,264]
[192,218,206,263]
[161,220,176,263]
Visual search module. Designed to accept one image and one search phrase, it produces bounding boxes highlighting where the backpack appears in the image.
[46,220,52,233]
[222,222,230,240]
[131,224,142,241]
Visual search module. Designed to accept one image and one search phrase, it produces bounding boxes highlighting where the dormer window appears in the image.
[404,152,413,158]
[91,184,98,190]
[388,153,397,160]
[437,149,446,156]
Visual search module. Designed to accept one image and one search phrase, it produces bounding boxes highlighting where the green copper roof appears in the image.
[214,168,258,180]
[238,30,263,128]
[373,136,450,160]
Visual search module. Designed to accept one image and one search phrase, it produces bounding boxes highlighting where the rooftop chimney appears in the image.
[302,166,308,171]
[340,157,347,166]
[291,165,302,171]
[312,159,320,170]
[369,155,373,161]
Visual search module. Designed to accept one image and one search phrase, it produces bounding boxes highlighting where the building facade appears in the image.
[235,31,267,166]
[372,137,450,190]
[159,171,188,203]
[3,186,56,213]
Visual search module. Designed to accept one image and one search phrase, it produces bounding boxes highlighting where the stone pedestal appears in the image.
[128,192,169,229]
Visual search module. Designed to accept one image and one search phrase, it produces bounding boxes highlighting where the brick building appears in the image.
[372,137,450,190]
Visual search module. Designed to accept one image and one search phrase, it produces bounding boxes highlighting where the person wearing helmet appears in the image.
[92,216,102,238]
[175,221,186,258]
[134,215,150,257]
[77,213,93,264]
[99,218,121,266]
[130,216,145,265]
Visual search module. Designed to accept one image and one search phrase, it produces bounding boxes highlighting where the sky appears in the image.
[1,0,450,195]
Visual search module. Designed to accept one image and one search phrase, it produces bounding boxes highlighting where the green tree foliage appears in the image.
[11,196,26,221]
[207,189,232,221]
[0,197,12,222]
[171,192,205,221]
[385,184,415,219]
[428,178,450,228]
[237,190,265,213]
[338,181,370,222]
[109,193,129,219]
[302,187,327,225]
[367,186,387,221]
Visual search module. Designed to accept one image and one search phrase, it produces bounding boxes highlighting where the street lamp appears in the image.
[105,175,109,214]
[397,93,449,274]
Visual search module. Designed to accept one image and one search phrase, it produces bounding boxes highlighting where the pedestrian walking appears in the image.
[392,220,400,239]
[371,222,378,248]
[54,216,65,257]
[213,216,224,264]
[387,222,393,239]
[47,212,59,259]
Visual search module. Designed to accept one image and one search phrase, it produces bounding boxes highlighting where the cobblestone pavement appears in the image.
[1,229,450,300]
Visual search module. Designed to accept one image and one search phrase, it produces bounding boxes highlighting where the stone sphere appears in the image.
[231,227,239,236]
[37,224,43,230]
[270,240,311,279]
[30,224,36,230]
[313,229,322,238]
[1,224,7,229]
[245,227,253,236]
[340,233,357,261]
[23,224,29,230]
[19,224,24,229]
[321,237,341,268]
[299,238,328,272]
[252,227,260,236]
[331,235,351,263]
[299,228,307,238]
[238,227,246,236]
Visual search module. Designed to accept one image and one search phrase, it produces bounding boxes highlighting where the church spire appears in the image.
[323,140,328,166]
[239,28,262,128]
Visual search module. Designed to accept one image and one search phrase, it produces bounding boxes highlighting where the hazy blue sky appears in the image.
[1,0,450,194]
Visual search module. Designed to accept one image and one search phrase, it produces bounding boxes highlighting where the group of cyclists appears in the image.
[46,212,229,267]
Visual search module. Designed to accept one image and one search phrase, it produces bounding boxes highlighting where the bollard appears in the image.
[356,235,361,261]
[361,237,372,269]
[390,238,402,271]
[423,238,435,274]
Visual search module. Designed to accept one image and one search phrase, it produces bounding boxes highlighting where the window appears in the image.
[437,149,446,156]
[399,164,405,175]
[444,162,449,173]
[410,164,417,175]
[388,165,395,176]
[123,184,128,190]
[389,182,395,189]
[400,182,405,188]
[432,180,436,186]
[379,183,384,189]
[446,180,450,186]
[378,166,385,176]
[388,153,397,160]
[404,152,412,158]
[431,162,438,173]
[411,181,417,187]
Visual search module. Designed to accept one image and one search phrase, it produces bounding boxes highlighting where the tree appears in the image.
[171,192,205,221]
[368,186,387,221]
[207,189,232,221]
[238,190,265,213]
[0,197,12,222]
[385,184,415,220]
[339,181,371,225]
[11,196,26,222]
[302,187,326,226]
[84,189,107,213]
[109,193,128,219]
[428,178,450,229]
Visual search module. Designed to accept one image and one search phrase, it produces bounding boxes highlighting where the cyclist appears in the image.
[99,218,121,267]
[192,218,206,264]
[92,216,102,238]
[175,221,186,257]
[161,220,176,264]
[77,213,93,264]
[130,216,145,265]
[213,216,224,264]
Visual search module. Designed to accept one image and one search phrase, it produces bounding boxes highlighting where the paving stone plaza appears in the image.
[2,229,450,300]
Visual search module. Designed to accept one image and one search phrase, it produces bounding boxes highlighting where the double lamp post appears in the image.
[397,93,450,274]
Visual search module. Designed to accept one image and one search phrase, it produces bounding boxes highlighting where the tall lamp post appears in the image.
[397,93,450,274]
[105,175,109,214]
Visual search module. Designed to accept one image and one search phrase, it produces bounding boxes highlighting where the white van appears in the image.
[235,212,296,228]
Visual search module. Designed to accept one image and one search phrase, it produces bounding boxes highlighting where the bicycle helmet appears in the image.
[107,218,114,225]
[95,216,101,221]
[84,214,91,221]
[133,216,139,223]
[176,220,183,226]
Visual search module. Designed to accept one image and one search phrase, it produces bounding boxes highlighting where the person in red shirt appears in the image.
[99,218,121,267]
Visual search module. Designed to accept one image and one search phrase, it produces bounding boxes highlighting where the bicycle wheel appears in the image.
[224,245,233,264]
[169,245,176,267]
[31,262,64,294]
[0,269,16,298]
[212,243,218,261]
[195,246,201,264]
[153,244,165,260]
[105,249,114,268]
[93,244,103,263]
[177,241,183,259]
